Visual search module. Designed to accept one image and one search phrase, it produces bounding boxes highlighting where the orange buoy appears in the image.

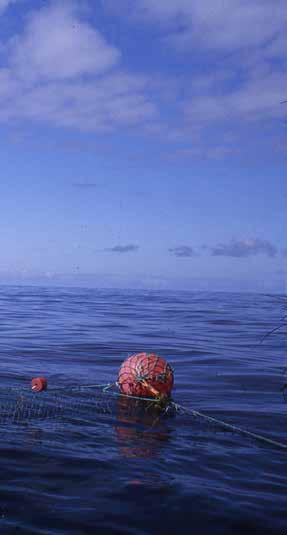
[31,377,48,392]
[118,353,174,399]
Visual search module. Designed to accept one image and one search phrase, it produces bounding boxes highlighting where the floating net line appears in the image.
[172,403,287,452]
[1,384,287,452]
[0,389,109,426]
[0,384,174,427]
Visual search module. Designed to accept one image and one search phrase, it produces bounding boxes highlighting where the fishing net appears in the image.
[1,384,285,452]
[0,385,175,427]
[0,389,109,426]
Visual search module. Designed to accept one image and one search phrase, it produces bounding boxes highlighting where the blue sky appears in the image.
[0,0,286,292]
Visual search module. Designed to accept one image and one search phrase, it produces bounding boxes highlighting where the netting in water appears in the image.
[1,387,286,452]
[0,386,175,427]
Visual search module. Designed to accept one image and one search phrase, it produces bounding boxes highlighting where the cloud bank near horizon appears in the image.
[210,239,278,258]
[169,246,196,258]
[104,244,139,254]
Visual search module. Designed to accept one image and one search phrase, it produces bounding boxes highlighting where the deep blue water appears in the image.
[0,286,287,534]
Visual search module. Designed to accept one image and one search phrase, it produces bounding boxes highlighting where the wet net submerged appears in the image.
[1,385,286,452]
[0,388,117,426]
[0,386,175,428]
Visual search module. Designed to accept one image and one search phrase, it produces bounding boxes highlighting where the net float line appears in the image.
[0,391,116,425]
[29,386,287,451]
[30,353,174,401]
[29,377,166,404]
[2,353,174,426]
[0,388,172,427]
[172,403,287,452]
[30,376,114,394]
[4,352,287,452]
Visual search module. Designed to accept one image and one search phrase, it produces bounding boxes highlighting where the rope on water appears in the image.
[0,382,167,426]
[172,402,287,452]
[47,381,167,403]
[32,381,164,403]
[80,384,287,452]
[3,381,287,451]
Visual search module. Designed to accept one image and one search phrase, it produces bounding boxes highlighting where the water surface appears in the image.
[0,286,286,534]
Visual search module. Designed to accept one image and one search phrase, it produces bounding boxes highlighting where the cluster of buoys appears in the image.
[31,353,174,399]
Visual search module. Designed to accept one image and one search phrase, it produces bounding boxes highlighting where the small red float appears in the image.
[118,352,174,399]
[31,377,48,392]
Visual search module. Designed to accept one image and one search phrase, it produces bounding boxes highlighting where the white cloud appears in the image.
[0,2,158,132]
[8,2,119,80]
[184,70,287,126]
[120,0,287,55]
[104,0,287,155]
[0,68,18,98]
[0,73,157,131]
[0,0,286,148]
[0,0,16,12]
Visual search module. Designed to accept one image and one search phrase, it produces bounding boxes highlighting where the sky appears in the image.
[0,0,286,292]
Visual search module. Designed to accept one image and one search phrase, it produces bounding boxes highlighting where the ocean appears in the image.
[0,286,286,534]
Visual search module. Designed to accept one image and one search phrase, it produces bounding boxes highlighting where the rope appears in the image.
[85,386,287,451]
[172,402,287,452]
[3,382,287,451]
[30,383,111,394]
[105,382,164,403]
[74,383,113,392]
